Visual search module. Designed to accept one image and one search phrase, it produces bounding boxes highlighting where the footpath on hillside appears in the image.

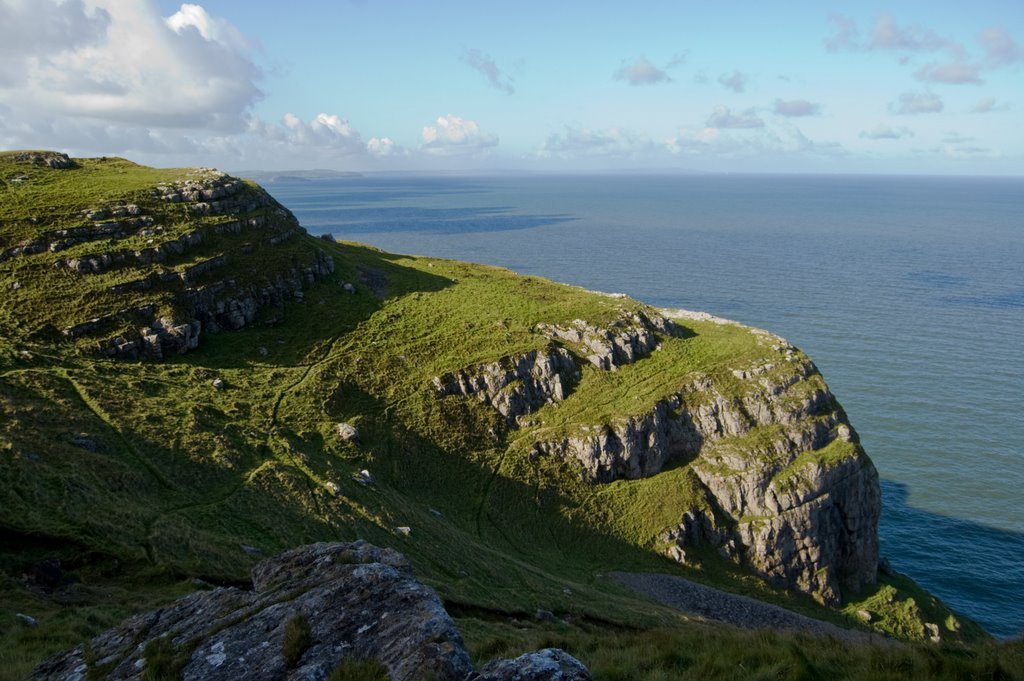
[609,572,892,644]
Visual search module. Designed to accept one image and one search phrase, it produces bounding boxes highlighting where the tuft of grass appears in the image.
[142,636,187,681]
[282,612,312,668]
[328,658,390,681]
[459,617,1024,681]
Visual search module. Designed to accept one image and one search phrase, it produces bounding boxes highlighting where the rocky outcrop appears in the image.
[28,541,591,681]
[475,649,593,680]
[12,151,75,168]
[434,311,679,428]
[531,322,879,605]
[536,310,676,371]
[693,431,880,605]
[433,347,578,425]
[534,359,833,484]
[38,165,338,360]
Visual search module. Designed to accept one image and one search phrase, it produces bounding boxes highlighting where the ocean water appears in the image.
[267,174,1024,638]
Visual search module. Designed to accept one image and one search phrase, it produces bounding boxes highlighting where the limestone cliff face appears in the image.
[54,171,335,360]
[434,310,881,605]
[432,347,578,425]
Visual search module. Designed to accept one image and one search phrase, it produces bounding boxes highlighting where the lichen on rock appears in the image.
[27,541,592,681]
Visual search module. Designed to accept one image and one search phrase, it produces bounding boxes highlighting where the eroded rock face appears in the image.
[470,311,879,605]
[433,347,578,425]
[37,168,337,360]
[28,542,592,681]
[434,311,678,428]
[536,310,676,371]
[693,428,880,605]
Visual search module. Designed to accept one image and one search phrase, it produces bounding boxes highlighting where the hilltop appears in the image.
[1,152,1019,680]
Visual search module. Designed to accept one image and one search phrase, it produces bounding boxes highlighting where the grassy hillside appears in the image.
[1,153,1020,680]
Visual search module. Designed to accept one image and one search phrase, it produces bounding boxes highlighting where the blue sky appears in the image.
[1,0,1021,173]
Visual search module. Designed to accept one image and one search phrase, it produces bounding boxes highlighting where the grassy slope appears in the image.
[0,154,1018,681]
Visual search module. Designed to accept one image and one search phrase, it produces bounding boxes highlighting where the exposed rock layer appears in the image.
[435,311,880,605]
[28,542,592,681]
[41,170,336,360]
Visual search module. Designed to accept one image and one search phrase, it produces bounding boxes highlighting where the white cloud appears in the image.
[859,125,914,140]
[915,62,982,84]
[971,97,1009,114]
[891,91,943,115]
[367,136,405,157]
[420,114,498,156]
[540,125,653,158]
[978,26,1024,67]
[0,0,261,132]
[461,48,515,94]
[706,105,764,129]
[0,0,111,87]
[665,125,844,159]
[773,99,821,117]
[869,13,947,52]
[664,127,720,155]
[277,112,364,153]
[614,57,670,86]
[165,3,249,50]
[717,70,747,93]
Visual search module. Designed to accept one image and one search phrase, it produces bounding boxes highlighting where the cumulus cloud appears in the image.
[277,113,365,154]
[869,13,946,52]
[0,0,261,131]
[540,125,653,158]
[367,137,405,158]
[891,91,943,115]
[614,56,670,86]
[420,114,497,156]
[0,0,111,87]
[859,125,914,140]
[978,26,1024,67]
[461,48,515,94]
[914,61,982,84]
[706,105,763,129]
[717,70,747,93]
[773,99,821,117]
[971,97,1009,114]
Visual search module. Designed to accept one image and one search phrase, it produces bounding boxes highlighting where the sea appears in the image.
[266,173,1024,639]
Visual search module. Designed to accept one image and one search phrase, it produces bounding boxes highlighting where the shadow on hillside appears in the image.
[183,241,454,368]
[880,480,1024,639]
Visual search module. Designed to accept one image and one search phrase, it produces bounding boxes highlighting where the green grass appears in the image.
[283,613,312,668]
[459,617,1024,681]
[0,154,1011,681]
[328,658,390,681]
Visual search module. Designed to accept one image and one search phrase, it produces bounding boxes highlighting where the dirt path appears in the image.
[609,571,893,645]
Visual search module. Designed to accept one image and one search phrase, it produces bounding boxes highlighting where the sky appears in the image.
[0,0,1021,174]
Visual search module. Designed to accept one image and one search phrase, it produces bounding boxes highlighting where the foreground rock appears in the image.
[28,542,592,681]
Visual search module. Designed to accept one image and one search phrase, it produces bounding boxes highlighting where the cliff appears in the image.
[0,153,987,680]
[432,307,879,606]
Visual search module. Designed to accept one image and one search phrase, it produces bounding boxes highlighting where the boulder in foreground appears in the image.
[28,541,592,681]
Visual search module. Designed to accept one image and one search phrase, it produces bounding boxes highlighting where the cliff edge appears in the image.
[2,154,980,681]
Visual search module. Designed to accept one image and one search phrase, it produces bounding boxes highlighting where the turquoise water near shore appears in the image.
[268,174,1024,638]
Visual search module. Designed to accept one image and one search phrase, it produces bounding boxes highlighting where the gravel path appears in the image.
[610,571,891,644]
